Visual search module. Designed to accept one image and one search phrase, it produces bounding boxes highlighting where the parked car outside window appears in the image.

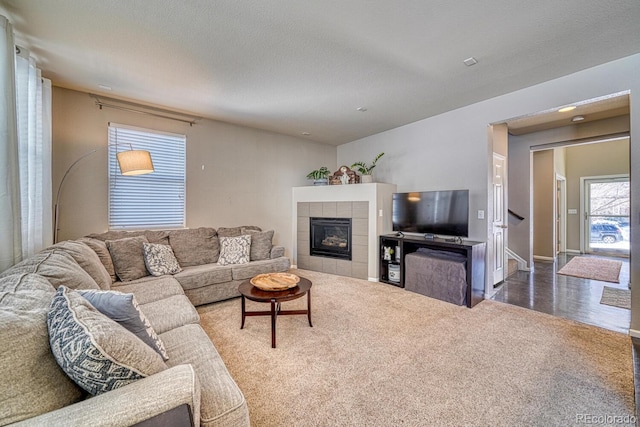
[590,222,624,244]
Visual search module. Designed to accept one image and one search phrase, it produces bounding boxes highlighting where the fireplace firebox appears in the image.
[310,217,352,260]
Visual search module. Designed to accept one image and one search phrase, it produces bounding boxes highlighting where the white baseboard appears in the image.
[533,255,555,262]
[564,249,581,254]
[368,277,379,282]
[629,329,640,338]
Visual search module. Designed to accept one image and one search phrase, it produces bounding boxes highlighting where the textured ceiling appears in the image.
[2,0,640,145]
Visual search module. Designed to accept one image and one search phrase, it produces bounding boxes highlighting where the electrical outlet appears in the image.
[477,210,485,220]
[379,209,383,217]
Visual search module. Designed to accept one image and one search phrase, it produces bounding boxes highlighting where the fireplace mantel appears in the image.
[292,183,396,281]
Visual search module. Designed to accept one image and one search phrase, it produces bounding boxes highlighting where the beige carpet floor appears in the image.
[557,256,622,283]
[198,269,634,426]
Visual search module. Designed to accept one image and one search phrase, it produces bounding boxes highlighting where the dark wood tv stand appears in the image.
[379,234,486,308]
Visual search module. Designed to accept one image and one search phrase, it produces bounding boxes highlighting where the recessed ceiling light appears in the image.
[463,57,478,66]
[98,84,112,91]
[558,106,576,113]
[356,107,367,112]
[571,115,585,122]
[301,132,311,136]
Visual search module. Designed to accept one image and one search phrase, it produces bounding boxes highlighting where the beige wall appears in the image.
[533,150,555,258]
[52,87,337,255]
[565,138,630,250]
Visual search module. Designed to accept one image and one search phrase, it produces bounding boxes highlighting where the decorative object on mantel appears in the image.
[329,165,360,185]
[351,152,384,183]
[306,166,330,185]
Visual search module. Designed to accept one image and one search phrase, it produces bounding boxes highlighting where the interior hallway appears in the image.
[491,253,630,334]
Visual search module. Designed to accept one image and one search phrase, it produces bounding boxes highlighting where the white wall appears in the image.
[338,54,640,324]
[52,87,337,255]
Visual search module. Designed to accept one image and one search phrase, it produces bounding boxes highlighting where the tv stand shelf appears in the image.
[379,234,486,308]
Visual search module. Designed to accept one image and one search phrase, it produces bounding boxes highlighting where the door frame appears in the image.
[555,174,567,254]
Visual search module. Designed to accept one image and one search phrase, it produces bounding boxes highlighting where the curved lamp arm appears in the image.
[53,144,153,243]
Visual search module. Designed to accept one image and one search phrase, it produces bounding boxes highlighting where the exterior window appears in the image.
[108,123,186,229]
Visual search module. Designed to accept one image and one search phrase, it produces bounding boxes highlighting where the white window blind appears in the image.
[108,123,185,229]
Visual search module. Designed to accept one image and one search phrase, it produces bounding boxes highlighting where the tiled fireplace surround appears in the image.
[292,183,397,281]
[297,201,369,279]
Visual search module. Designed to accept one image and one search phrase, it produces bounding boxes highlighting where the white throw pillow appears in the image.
[217,235,251,265]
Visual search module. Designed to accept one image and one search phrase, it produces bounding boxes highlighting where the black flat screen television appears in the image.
[392,189,469,237]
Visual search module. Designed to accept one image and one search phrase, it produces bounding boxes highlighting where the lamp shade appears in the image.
[116,150,154,176]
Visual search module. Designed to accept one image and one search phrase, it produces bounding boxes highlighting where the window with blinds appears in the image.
[108,123,186,229]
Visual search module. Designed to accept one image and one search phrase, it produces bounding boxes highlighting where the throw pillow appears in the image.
[47,286,167,396]
[78,237,117,283]
[77,289,169,361]
[218,235,251,265]
[241,228,274,261]
[142,242,182,276]
[106,236,149,282]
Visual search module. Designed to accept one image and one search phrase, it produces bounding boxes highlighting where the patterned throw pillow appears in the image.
[77,289,169,361]
[47,286,167,396]
[142,243,182,276]
[217,235,251,266]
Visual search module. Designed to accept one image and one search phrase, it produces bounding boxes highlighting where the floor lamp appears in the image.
[54,145,154,243]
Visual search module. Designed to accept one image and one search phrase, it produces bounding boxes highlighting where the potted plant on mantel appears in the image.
[306,166,330,185]
[351,152,384,183]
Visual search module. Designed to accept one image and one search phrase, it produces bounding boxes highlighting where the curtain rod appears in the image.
[90,94,201,126]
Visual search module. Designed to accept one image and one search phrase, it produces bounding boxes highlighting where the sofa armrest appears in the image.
[270,246,285,259]
[13,364,201,427]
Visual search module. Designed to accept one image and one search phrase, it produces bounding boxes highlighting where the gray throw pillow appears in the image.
[142,242,182,276]
[78,237,117,283]
[106,236,149,282]
[241,228,274,261]
[77,289,169,361]
[47,286,167,396]
[218,235,251,265]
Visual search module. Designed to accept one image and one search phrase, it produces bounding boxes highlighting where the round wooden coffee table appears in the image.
[239,276,312,348]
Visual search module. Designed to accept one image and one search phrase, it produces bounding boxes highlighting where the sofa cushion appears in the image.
[50,240,112,290]
[173,264,233,290]
[111,276,185,304]
[160,324,249,427]
[231,257,292,281]
[218,235,251,266]
[217,225,260,237]
[77,289,169,360]
[106,235,150,282]
[47,286,167,396]
[138,295,200,335]
[0,250,100,290]
[169,228,219,267]
[88,230,170,245]
[0,274,84,425]
[241,228,274,261]
[77,237,117,282]
[143,242,182,276]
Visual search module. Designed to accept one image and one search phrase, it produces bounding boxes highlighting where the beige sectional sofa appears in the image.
[0,226,290,426]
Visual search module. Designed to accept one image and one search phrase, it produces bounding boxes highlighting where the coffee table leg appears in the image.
[270,298,277,348]
[307,291,313,327]
[240,295,246,329]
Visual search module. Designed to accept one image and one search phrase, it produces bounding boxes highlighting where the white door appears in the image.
[492,153,507,285]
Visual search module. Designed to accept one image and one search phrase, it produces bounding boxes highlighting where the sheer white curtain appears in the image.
[0,14,52,271]
[15,48,53,258]
[0,15,21,272]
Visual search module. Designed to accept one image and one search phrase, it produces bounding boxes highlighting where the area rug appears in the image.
[197,269,633,426]
[601,286,631,309]
[557,256,622,283]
